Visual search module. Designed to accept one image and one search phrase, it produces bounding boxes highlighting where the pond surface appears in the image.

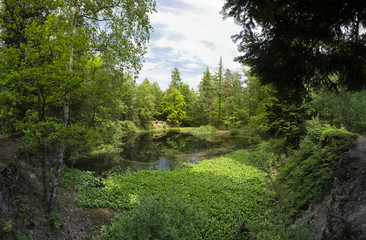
[74,130,250,174]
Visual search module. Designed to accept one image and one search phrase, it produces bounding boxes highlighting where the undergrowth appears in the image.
[61,119,357,239]
[62,151,272,239]
[247,119,357,238]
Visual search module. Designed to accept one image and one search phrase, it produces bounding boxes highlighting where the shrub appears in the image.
[117,120,137,135]
[100,196,202,240]
[319,126,357,153]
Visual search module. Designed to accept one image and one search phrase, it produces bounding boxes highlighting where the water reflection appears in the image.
[74,130,250,174]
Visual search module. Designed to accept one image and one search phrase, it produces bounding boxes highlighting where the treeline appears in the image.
[134,61,245,129]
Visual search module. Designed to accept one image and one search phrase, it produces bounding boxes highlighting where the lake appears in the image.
[74,130,251,174]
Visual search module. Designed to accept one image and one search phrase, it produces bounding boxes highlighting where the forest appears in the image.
[1,0,366,239]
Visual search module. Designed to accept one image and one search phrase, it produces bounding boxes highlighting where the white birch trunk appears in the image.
[48,4,78,213]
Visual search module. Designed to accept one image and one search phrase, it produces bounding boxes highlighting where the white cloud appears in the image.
[137,0,243,90]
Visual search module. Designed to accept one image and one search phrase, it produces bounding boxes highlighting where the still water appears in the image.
[74,130,250,174]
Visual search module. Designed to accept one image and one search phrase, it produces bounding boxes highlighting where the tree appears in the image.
[48,0,156,213]
[184,88,203,126]
[198,67,215,125]
[169,67,183,90]
[161,87,186,126]
[151,82,164,120]
[1,0,80,207]
[165,67,190,125]
[0,0,156,214]
[222,0,366,97]
[222,69,243,128]
[213,57,224,128]
[312,88,366,132]
[266,98,313,144]
[168,67,190,99]
[243,73,276,131]
[136,79,156,128]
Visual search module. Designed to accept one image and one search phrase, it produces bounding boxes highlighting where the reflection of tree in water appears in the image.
[121,133,163,163]
[120,130,251,166]
[75,131,252,173]
[165,133,187,152]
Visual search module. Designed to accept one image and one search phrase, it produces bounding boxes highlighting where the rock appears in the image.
[313,138,366,240]
[86,208,114,226]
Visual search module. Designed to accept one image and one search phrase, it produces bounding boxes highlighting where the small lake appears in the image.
[74,130,250,174]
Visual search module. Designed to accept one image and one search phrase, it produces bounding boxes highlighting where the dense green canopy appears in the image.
[223,0,366,96]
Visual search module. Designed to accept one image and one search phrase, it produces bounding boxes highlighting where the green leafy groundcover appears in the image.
[62,150,273,239]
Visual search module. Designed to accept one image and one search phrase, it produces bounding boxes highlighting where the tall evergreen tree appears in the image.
[223,0,366,97]
[214,57,224,128]
[222,69,243,128]
[199,67,215,125]
[169,67,183,90]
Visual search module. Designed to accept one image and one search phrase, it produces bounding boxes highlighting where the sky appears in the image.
[137,0,244,91]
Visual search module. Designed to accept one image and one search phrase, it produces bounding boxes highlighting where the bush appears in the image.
[100,196,202,240]
[117,120,137,135]
[319,126,357,152]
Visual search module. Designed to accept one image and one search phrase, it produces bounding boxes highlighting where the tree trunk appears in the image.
[48,94,70,213]
[41,141,48,207]
[48,4,78,212]
[225,101,228,130]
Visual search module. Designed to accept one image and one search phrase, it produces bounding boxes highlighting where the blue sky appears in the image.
[137,0,243,90]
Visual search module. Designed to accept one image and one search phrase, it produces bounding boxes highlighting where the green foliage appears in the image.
[229,128,239,136]
[198,125,217,133]
[100,196,202,240]
[237,138,287,173]
[65,151,272,239]
[312,88,366,133]
[198,67,215,125]
[117,120,137,135]
[65,124,102,165]
[231,122,357,237]
[244,74,276,133]
[47,212,63,231]
[162,87,186,126]
[3,220,13,233]
[1,0,157,218]
[169,67,183,89]
[266,98,313,144]
[257,224,310,240]
[319,126,358,152]
[223,0,366,96]
[135,79,158,129]
[213,57,224,128]
[277,119,358,219]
